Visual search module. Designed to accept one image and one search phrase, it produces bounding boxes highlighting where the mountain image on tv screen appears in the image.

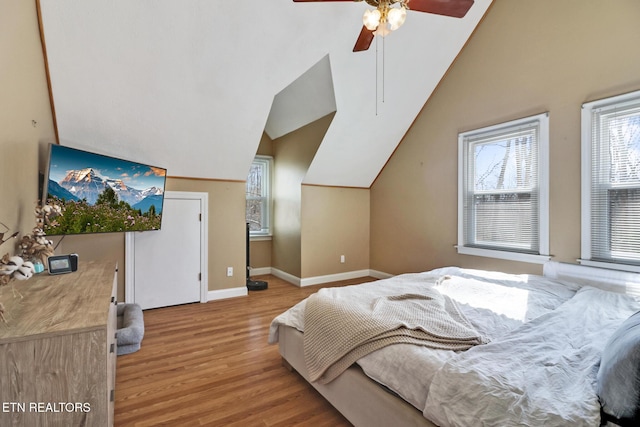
[43,144,167,235]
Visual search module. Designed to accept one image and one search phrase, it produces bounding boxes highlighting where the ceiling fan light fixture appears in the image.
[374,23,391,37]
[386,6,407,31]
[363,9,381,31]
[293,0,475,52]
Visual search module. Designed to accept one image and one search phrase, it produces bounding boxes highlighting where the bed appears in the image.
[268,261,640,427]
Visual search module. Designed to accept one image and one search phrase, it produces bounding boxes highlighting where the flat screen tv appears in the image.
[42,143,167,235]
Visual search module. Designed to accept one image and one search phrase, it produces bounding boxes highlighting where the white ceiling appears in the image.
[265,54,336,140]
[39,0,492,188]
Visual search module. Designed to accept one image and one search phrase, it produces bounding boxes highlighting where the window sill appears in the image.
[456,245,551,264]
[250,234,272,242]
[578,259,640,273]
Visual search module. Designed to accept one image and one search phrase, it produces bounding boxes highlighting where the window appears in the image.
[457,113,550,263]
[246,156,272,237]
[581,90,640,272]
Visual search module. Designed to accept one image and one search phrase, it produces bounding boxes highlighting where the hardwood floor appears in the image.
[115,275,376,426]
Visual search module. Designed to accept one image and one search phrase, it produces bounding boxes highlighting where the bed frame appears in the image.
[277,261,640,427]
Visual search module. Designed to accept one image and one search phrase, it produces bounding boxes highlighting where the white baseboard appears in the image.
[271,268,301,286]
[133,269,393,304]
[249,267,272,276]
[369,270,394,279]
[162,268,394,303]
[271,268,394,287]
[300,269,372,287]
[252,267,395,287]
[207,286,247,301]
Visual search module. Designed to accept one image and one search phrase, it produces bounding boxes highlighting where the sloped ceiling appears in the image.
[39,0,492,188]
[265,55,336,140]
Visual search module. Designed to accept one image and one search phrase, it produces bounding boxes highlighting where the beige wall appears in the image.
[251,125,372,281]
[0,0,56,255]
[256,132,274,157]
[371,0,640,275]
[249,239,271,271]
[301,185,370,278]
[54,233,125,299]
[271,115,332,277]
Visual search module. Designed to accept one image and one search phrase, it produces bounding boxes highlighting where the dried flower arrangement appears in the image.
[18,202,62,266]
[0,254,36,322]
[0,202,63,322]
[0,254,36,285]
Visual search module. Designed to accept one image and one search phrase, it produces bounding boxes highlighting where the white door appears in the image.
[127,193,206,309]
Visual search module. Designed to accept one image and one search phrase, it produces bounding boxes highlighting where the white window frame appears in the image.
[580,90,640,273]
[246,155,272,238]
[457,113,550,264]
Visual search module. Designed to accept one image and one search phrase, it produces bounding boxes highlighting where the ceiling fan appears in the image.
[293,0,474,52]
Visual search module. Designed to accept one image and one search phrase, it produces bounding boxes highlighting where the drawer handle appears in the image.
[110,343,115,354]
[110,389,115,402]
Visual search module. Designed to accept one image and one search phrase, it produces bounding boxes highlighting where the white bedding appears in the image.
[424,286,640,427]
[304,287,486,384]
[357,268,580,410]
[268,267,579,413]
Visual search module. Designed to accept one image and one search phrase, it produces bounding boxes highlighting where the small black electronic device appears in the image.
[69,253,78,271]
[48,254,79,275]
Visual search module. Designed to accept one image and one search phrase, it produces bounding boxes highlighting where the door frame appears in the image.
[124,191,209,304]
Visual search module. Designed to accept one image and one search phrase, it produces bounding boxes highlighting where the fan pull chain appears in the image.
[382,34,385,104]
[375,34,379,116]
[374,33,387,116]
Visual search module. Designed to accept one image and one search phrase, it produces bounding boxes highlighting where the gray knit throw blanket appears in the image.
[303,287,487,384]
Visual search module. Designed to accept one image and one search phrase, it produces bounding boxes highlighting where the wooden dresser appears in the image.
[0,261,118,427]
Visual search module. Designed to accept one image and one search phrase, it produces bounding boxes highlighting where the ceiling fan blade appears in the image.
[406,0,474,18]
[353,26,375,52]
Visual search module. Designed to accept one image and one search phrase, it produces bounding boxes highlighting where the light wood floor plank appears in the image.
[115,275,376,426]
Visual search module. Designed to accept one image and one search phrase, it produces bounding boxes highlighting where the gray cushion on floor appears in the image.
[117,303,144,355]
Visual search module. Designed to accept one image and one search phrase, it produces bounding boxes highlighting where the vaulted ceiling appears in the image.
[39,0,492,188]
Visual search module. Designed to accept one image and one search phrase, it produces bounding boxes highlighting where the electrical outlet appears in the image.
[340,255,345,264]
[226,267,233,277]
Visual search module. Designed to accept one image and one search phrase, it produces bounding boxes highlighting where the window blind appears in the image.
[246,157,271,234]
[590,101,640,264]
[463,121,540,253]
